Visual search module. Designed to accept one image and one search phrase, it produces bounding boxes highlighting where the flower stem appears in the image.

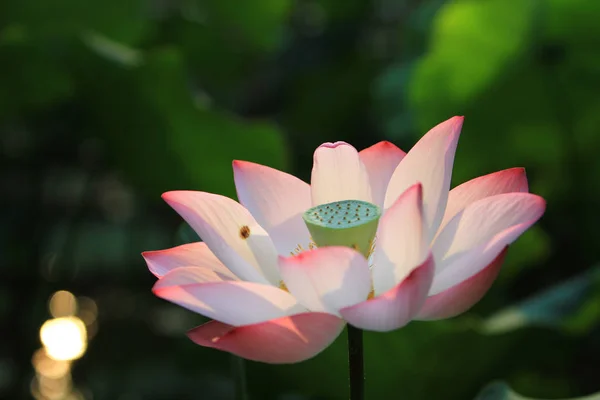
[347,325,364,400]
[231,355,248,400]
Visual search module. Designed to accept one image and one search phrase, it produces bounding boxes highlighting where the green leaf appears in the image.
[475,382,600,400]
[80,46,288,199]
[2,0,148,43]
[410,0,538,114]
[191,0,292,51]
[480,266,600,335]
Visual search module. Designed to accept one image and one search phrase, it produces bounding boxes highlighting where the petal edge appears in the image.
[188,313,345,364]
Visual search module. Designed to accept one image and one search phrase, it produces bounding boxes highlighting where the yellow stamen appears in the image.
[367,237,376,258]
[290,238,318,256]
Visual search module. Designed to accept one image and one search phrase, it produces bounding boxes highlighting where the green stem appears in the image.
[347,325,364,400]
[231,355,248,400]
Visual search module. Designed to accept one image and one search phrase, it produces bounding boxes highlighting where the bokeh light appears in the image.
[39,317,87,362]
[32,349,71,380]
[49,291,77,318]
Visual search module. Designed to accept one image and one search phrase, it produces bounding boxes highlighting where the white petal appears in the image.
[384,117,463,241]
[311,142,372,206]
[437,167,529,236]
[233,160,312,255]
[162,191,280,285]
[278,247,371,315]
[372,184,428,295]
[340,255,434,331]
[142,242,237,279]
[359,141,406,207]
[430,192,545,294]
[154,266,236,290]
[153,279,305,326]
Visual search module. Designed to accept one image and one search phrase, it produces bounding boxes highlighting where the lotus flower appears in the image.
[143,116,545,363]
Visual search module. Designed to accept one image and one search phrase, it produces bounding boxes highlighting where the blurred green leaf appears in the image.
[81,46,289,198]
[2,0,148,43]
[475,382,600,400]
[0,42,74,117]
[480,266,600,335]
[196,0,293,51]
[410,0,537,114]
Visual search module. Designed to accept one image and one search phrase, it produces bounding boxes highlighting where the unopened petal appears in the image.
[278,247,371,315]
[233,161,312,255]
[187,312,345,364]
[416,248,507,320]
[430,192,545,294]
[142,242,236,279]
[384,116,463,241]
[162,191,279,284]
[311,141,372,206]
[340,255,434,331]
[359,141,406,207]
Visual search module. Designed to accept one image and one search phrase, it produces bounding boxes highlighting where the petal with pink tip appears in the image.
[154,266,237,291]
[311,141,372,206]
[278,247,371,314]
[437,168,529,235]
[371,184,428,295]
[233,161,312,255]
[359,141,406,207]
[188,312,345,364]
[340,255,434,332]
[153,280,305,326]
[430,193,545,295]
[142,242,237,279]
[384,117,463,241]
[416,248,507,320]
[162,191,279,285]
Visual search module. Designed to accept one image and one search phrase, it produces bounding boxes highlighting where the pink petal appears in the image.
[437,168,529,235]
[430,192,545,294]
[233,161,312,255]
[372,184,428,294]
[142,242,237,279]
[188,312,345,364]
[340,255,434,331]
[311,141,372,206]
[416,248,507,320]
[278,247,371,314]
[359,141,406,207]
[384,116,463,241]
[153,280,305,326]
[154,266,237,291]
[162,191,279,285]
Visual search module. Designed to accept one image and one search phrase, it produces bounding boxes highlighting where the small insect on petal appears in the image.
[239,225,251,239]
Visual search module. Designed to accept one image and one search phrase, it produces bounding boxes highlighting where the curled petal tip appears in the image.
[317,141,351,149]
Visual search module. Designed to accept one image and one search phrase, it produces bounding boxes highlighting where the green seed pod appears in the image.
[302,200,381,258]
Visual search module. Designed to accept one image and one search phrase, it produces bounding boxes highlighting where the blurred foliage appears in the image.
[481,265,600,335]
[475,382,600,400]
[2,0,600,399]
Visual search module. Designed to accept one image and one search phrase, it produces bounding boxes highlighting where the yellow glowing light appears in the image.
[32,348,71,379]
[40,317,87,361]
[49,290,77,318]
[77,296,98,326]
[37,373,72,400]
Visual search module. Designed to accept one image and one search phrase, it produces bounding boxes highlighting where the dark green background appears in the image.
[2,0,600,398]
